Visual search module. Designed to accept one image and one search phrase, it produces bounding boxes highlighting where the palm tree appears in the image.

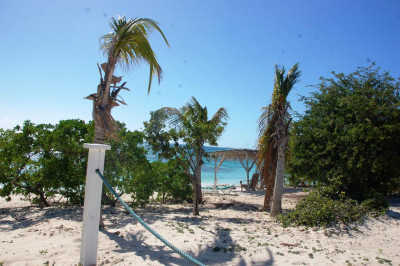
[257,63,301,216]
[86,16,169,144]
[85,16,169,227]
[162,97,228,215]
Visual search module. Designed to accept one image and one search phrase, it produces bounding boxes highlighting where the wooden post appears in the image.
[214,156,218,192]
[80,143,111,266]
[213,155,226,192]
[246,159,250,191]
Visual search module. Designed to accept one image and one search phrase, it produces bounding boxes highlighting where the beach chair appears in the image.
[202,184,235,194]
[217,184,235,194]
[240,173,259,191]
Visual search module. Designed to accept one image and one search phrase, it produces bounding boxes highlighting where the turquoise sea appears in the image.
[148,146,257,186]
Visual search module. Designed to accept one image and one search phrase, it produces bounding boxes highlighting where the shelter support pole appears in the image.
[214,157,217,192]
[80,143,111,266]
[213,155,225,192]
[237,156,249,191]
[237,155,257,192]
[246,160,250,191]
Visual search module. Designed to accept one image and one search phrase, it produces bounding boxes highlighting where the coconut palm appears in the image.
[257,63,301,216]
[85,16,168,227]
[162,97,228,215]
[86,16,169,144]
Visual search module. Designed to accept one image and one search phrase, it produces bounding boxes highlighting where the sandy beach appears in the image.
[1,188,399,265]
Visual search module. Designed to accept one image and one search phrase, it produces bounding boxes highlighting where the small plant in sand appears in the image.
[39,249,48,255]
[376,256,392,265]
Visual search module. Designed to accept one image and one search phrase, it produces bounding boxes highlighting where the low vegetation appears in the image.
[277,189,385,227]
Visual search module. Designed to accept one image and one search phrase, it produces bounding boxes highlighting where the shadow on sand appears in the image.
[0,204,83,232]
[101,217,274,266]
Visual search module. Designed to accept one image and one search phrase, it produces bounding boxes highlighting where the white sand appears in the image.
[1,188,399,265]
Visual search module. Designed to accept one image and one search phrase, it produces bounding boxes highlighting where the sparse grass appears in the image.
[345,260,352,266]
[276,252,284,256]
[213,244,247,253]
[234,244,247,252]
[312,247,323,252]
[39,249,48,255]
[376,257,392,265]
[334,247,346,254]
[288,250,300,255]
[112,258,125,264]
[170,221,193,234]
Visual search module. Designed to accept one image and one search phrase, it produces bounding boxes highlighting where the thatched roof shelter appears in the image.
[209,149,258,191]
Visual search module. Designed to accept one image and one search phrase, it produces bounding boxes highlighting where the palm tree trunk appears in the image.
[261,156,277,211]
[192,173,200,215]
[93,113,106,228]
[94,120,106,144]
[270,142,286,217]
[263,173,275,211]
[196,164,203,203]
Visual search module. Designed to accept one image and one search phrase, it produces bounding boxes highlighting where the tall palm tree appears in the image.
[257,63,301,216]
[86,16,169,144]
[85,16,169,227]
[162,97,228,215]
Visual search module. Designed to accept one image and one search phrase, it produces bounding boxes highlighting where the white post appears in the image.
[80,143,111,266]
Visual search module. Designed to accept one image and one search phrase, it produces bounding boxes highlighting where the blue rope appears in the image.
[95,169,205,266]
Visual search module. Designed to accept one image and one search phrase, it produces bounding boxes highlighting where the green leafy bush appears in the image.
[153,158,193,203]
[288,64,400,207]
[0,120,91,207]
[103,123,154,207]
[277,189,372,227]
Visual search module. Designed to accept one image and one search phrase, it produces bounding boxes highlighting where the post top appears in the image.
[83,143,111,150]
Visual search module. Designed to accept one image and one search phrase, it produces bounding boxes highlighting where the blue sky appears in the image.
[1,0,399,148]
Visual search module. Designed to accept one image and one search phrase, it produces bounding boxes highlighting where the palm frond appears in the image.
[160,107,184,129]
[210,107,229,125]
[99,16,169,93]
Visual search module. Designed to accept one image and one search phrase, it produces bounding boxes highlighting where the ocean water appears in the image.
[148,146,257,186]
[202,146,257,186]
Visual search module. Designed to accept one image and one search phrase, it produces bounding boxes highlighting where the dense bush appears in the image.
[103,123,155,207]
[277,189,381,227]
[0,120,91,207]
[153,158,193,203]
[288,64,400,207]
[1,120,191,208]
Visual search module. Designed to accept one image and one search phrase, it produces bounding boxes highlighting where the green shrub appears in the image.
[277,189,371,227]
[153,158,193,203]
[288,64,400,203]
